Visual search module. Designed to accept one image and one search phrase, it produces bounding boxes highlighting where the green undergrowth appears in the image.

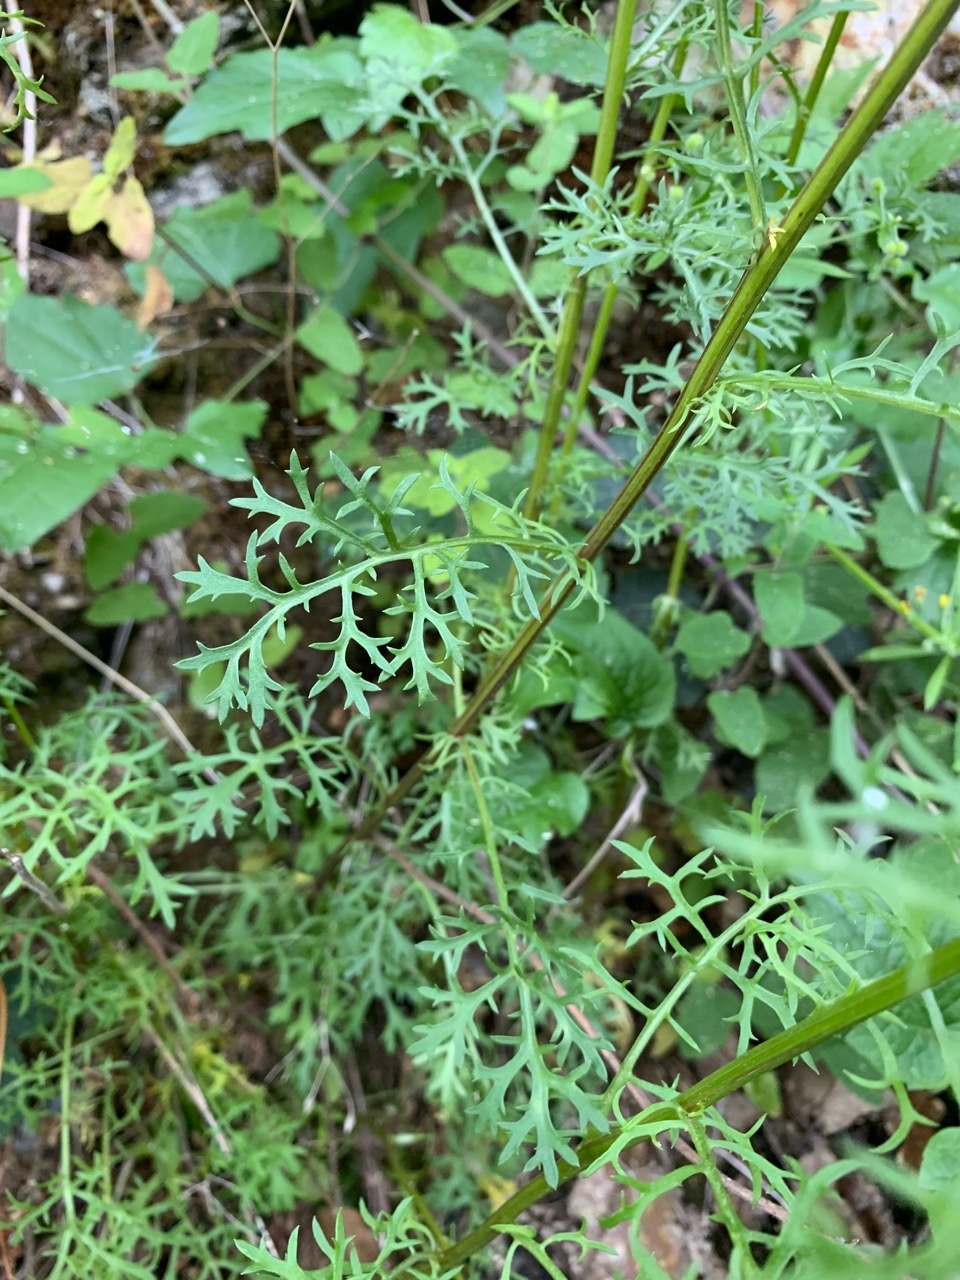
[3,0,960,1276]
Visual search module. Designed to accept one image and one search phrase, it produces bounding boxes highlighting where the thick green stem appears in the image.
[748,1,764,101]
[522,0,640,523]
[785,9,850,170]
[715,0,767,237]
[432,934,960,1271]
[826,542,948,647]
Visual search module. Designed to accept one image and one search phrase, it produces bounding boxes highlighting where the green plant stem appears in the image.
[429,104,554,342]
[825,542,945,645]
[651,525,690,647]
[924,347,959,508]
[429,933,960,1272]
[460,738,518,968]
[555,37,690,474]
[522,0,640,524]
[878,425,924,515]
[3,694,36,752]
[717,370,960,424]
[785,9,850,170]
[452,653,517,948]
[321,0,959,883]
[715,0,766,237]
[471,0,521,27]
[50,1010,78,1280]
[687,1109,758,1275]
[748,1,764,101]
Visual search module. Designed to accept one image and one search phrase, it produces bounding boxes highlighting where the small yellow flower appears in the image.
[765,220,786,252]
[940,594,951,609]
[899,600,911,615]
[914,586,928,603]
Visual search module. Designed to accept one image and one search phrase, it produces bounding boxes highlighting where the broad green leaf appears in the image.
[127,191,280,303]
[873,492,937,570]
[297,304,364,376]
[111,68,185,93]
[557,606,675,735]
[85,526,141,589]
[442,244,515,298]
[510,21,608,87]
[919,1128,960,1193]
[85,582,167,626]
[529,257,569,299]
[755,571,805,647]
[0,428,124,552]
[166,11,219,76]
[58,405,155,455]
[803,563,872,625]
[539,769,588,834]
[507,122,581,189]
[762,684,816,741]
[0,248,25,323]
[163,46,364,145]
[0,409,198,553]
[810,840,960,1091]
[499,744,590,848]
[447,25,510,115]
[675,610,751,679]
[358,7,457,128]
[509,655,580,718]
[4,294,156,404]
[365,332,447,383]
[136,427,190,469]
[507,91,553,126]
[652,722,711,805]
[708,687,766,758]
[258,175,329,240]
[0,167,52,196]
[178,399,266,479]
[676,981,740,1058]
[359,5,457,80]
[755,727,830,813]
[128,491,207,540]
[862,110,960,187]
[295,159,442,314]
[913,264,960,332]
[781,603,843,647]
[83,489,207,588]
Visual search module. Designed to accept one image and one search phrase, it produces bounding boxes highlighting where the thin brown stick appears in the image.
[86,862,197,1009]
[563,764,647,900]
[0,583,219,783]
[0,1223,14,1280]
[1,847,67,916]
[143,1020,232,1156]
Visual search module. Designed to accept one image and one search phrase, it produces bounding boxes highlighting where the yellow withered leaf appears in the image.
[16,155,93,214]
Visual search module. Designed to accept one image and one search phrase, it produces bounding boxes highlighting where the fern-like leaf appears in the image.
[177,453,588,725]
